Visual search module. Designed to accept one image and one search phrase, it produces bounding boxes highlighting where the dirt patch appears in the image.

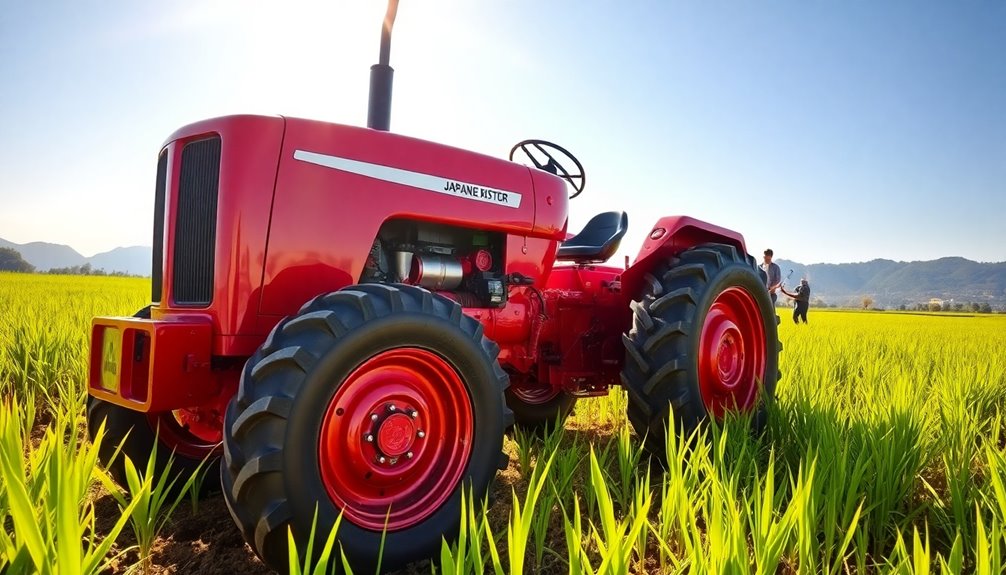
[93,490,271,575]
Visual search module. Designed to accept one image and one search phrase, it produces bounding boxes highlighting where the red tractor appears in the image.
[87,3,779,572]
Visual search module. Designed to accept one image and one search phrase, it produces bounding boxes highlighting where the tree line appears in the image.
[899,301,995,314]
[0,247,35,272]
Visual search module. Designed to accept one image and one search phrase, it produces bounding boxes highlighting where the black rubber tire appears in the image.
[86,306,220,497]
[621,243,781,457]
[220,283,512,574]
[504,387,577,433]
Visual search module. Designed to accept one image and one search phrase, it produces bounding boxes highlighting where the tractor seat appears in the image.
[556,211,628,263]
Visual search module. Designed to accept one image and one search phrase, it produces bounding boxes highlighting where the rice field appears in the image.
[2,271,1006,574]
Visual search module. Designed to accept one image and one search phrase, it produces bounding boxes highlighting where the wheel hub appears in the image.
[375,410,416,458]
[710,322,745,387]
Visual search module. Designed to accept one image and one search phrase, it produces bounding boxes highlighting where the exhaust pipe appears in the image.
[367,0,399,131]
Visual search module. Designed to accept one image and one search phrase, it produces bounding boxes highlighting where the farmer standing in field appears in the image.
[761,249,782,305]
[781,279,811,324]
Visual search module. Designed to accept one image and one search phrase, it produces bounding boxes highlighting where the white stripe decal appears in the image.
[293,149,522,209]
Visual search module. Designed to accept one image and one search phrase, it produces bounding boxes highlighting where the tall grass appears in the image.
[3,273,1006,573]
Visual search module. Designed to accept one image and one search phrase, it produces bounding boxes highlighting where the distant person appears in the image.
[781,279,811,324]
[760,249,782,305]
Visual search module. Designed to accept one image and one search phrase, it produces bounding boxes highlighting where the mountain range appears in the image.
[2,237,1003,308]
[775,257,1006,308]
[0,237,150,277]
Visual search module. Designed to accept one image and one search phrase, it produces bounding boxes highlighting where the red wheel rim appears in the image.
[147,407,223,459]
[697,287,766,417]
[510,384,561,405]
[319,348,474,531]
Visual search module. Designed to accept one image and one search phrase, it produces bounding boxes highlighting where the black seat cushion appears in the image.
[556,211,628,263]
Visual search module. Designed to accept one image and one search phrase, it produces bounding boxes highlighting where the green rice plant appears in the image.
[583,439,613,521]
[789,456,819,572]
[506,449,555,575]
[816,443,871,574]
[549,431,582,503]
[629,469,651,568]
[437,485,493,575]
[587,446,651,575]
[610,422,646,510]
[982,440,1006,526]
[98,434,206,573]
[653,473,686,572]
[908,526,932,575]
[513,425,535,478]
[287,505,347,575]
[529,475,556,569]
[482,506,506,575]
[939,531,964,574]
[708,410,762,493]
[746,451,794,575]
[860,376,930,548]
[541,413,567,454]
[559,494,591,575]
[973,507,1003,575]
[650,415,711,572]
[695,464,748,575]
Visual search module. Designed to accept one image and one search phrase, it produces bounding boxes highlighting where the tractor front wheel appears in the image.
[621,243,780,457]
[221,284,512,573]
[86,398,222,496]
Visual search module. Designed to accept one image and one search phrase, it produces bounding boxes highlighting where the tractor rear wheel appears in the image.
[621,243,780,457]
[505,379,577,433]
[221,284,512,574]
[86,306,222,497]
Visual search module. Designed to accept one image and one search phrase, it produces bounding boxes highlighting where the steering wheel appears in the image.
[509,139,586,199]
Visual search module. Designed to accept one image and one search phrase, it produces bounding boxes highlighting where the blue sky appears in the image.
[1,0,1003,264]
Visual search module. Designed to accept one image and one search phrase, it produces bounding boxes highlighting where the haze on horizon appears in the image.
[1,0,1003,265]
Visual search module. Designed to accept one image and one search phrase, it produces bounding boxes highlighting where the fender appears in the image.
[620,215,748,299]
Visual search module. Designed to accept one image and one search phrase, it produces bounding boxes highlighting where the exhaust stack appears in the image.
[367,0,399,131]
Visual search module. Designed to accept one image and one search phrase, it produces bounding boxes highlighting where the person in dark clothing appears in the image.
[781,279,811,324]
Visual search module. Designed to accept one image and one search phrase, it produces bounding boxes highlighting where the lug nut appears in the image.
[365,434,374,443]
[378,456,386,464]
[371,413,379,421]
[388,404,397,412]
[417,430,426,439]
[410,410,418,418]
[390,457,398,465]
[406,451,414,459]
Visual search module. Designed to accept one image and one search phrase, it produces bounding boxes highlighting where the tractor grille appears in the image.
[151,151,167,303]
[172,136,221,305]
